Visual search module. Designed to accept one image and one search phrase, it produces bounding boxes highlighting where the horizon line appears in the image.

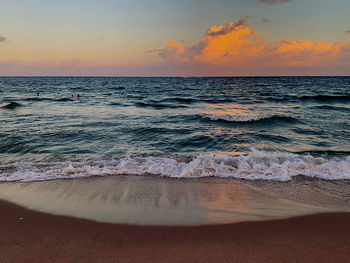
[0,75,349,78]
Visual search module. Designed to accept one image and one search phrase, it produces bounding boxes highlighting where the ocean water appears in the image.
[0,76,350,182]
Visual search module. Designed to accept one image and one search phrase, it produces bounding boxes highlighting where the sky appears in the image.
[0,0,349,76]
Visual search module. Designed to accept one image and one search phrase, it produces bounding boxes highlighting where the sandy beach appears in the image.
[1,1,350,261]
[1,199,350,263]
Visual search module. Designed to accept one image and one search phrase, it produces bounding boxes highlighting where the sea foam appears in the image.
[201,113,295,123]
[1,149,349,182]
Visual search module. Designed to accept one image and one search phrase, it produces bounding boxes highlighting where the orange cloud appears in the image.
[157,18,350,75]
[167,40,185,53]
[275,39,349,66]
[197,23,266,64]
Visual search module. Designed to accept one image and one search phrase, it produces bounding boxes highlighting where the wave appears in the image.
[54,98,74,102]
[0,102,21,109]
[312,105,350,112]
[1,149,349,182]
[295,150,350,157]
[200,113,296,123]
[263,95,350,103]
[297,95,350,102]
[263,96,295,102]
[161,97,198,103]
[109,102,124,106]
[22,97,74,102]
[22,97,49,101]
[134,101,187,109]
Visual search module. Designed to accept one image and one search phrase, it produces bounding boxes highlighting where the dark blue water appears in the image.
[1,77,349,181]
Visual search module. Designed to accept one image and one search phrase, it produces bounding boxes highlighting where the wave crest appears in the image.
[1,149,349,182]
[201,113,296,123]
[0,102,21,109]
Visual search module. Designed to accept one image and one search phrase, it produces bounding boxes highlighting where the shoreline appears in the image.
[1,175,346,226]
[1,199,350,262]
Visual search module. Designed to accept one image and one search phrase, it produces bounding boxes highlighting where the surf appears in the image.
[200,113,297,123]
[1,149,349,182]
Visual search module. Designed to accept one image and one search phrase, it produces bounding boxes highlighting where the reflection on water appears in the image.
[201,104,251,118]
[0,176,347,225]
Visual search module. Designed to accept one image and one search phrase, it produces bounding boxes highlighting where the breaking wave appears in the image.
[201,113,296,123]
[0,149,349,182]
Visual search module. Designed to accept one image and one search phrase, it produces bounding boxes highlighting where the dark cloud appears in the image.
[262,18,270,23]
[259,0,289,4]
[206,16,249,37]
[347,30,350,34]
[0,35,6,42]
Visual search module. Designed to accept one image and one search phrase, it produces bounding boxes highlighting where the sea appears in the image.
[0,76,350,225]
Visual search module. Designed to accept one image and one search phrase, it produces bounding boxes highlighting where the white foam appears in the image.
[1,149,350,182]
[201,113,275,122]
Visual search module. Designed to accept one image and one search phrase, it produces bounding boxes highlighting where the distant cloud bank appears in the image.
[1,18,349,76]
[0,35,6,42]
[154,17,350,75]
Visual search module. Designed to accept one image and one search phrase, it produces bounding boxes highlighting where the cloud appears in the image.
[262,18,270,23]
[155,18,350,75]
[347,30,350,34]
[206,16,250,37]
[259,0,289,4]
[0,35,6,42]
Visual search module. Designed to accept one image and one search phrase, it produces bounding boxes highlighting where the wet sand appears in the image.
[1,199,350,263]
[1,176,348,225]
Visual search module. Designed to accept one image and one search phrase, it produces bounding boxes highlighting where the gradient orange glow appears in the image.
[1,16,349,76]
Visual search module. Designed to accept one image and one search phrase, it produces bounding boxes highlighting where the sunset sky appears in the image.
[0,0,349,76]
